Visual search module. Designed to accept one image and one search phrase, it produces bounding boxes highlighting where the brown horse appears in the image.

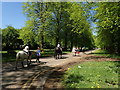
[54,47,62,59]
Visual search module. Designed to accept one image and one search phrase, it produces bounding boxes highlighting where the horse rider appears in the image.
[57,42,61,48]
[57,42,62,51]
[23,45,30,56]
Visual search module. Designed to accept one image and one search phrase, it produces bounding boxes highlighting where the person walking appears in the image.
[72,47,77,56]
[36,47,41,63]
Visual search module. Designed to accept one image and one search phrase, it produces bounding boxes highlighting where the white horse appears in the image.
[15,51,32,70]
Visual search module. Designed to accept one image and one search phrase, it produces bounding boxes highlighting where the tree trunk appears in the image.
[64,32,68,51]
[70,33,74,51]
[56,36,59,47]
[41,34,44,48]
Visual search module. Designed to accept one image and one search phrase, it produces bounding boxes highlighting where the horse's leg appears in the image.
[29,56,31,64]
[54,54,56,59]
[56,54,57,59]
[15,60,18,70]
[55,52,57,59]
[61,52,62,59]
[29,56,31,65]
[15,53,19,70]
[21,61,24,68]
[27,58,29,67]
[54,53,57,59]
[15,56,19,70]
[56,53,58,59]
[59,54,60,59]
[58,54,59,59]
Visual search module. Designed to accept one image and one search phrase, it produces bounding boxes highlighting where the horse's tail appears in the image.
[16,52,20,61]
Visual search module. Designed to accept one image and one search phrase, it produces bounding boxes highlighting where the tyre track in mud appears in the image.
[21,68,54,89]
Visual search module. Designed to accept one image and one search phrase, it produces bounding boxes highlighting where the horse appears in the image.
[54,47,62,59]
[15,51,33,70]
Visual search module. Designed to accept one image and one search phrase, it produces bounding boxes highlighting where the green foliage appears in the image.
[64,2,94,49]
[22,2,50,48]
[68,3,86,34]
[2,26,20,49]
[22,2,95,50]
[2,51,16,62]
[63,61,119,88]
[19,26,36,47]
[94,2,120,54]
[47,2,71,46]
[92,49,120,59]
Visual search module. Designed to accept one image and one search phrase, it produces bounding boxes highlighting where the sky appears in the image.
[2,2,27,29]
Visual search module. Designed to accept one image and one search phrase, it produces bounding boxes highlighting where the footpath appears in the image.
[2,50,96,89]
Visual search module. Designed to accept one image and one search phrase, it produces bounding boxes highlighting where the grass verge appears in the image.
[91,49,120,59]
[62,61,119,88]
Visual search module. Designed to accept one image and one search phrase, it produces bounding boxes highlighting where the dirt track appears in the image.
[2,50,119,89]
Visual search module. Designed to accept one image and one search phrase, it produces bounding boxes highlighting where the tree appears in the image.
[22,2,95,50]
[66,2,94,50]
[19,26,36,48]
[48,2,65,46]
[95,2,120,54]
[22,2,50,48]
[48,2,72,50]
[2,26,19,50]
[0,28,2,50]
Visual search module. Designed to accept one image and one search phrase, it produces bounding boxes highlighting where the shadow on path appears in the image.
[2,59,57,89]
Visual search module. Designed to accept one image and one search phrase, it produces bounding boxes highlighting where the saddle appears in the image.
[23,50,29,56]
[56,47,59,50]
[56,47,62,52]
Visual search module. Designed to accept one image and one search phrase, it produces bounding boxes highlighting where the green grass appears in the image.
[2,51,17,62]
[91,49,120,59]
[2,49,71,62]
[63,61,119,88]
[0,51,7,53]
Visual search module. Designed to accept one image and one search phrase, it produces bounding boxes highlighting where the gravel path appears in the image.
[3,50,108,89]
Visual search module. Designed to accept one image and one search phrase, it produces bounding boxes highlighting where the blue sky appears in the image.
[2,2,27,29]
